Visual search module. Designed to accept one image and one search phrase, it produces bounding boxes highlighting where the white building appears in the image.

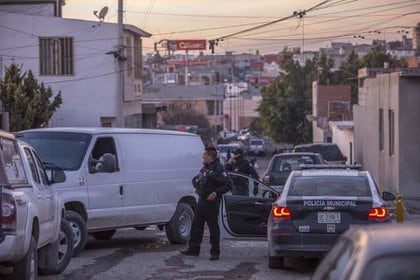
[0,2,151,128]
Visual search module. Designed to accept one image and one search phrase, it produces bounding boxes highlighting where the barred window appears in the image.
[39,37,74,75]
[133,36,142,79]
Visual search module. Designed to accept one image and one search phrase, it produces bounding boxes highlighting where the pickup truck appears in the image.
[0,130,73,279]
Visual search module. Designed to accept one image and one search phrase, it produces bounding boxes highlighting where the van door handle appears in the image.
[119,185,123,196]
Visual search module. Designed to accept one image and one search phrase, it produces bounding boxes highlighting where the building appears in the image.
[311,82,352,143]
[353,68,420,198]
[0,2,151,128]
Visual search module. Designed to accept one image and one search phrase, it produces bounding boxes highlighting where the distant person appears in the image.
[272,148,279,157]
[225,149,259,196]
[180,147,233,261]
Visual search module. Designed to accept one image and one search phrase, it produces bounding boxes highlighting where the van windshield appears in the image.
[21,132,92,170]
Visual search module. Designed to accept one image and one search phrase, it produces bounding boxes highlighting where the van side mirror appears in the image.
[51,170,66,184]
[91,153,117,173]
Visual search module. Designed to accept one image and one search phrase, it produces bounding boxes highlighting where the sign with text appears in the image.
[173,40,207,51]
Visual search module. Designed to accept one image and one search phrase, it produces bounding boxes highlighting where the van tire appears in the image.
[14,236,38,280]
[91,230,116,240]
[165,203,194,244]
[39,220,74,275]
[66,210,88,257]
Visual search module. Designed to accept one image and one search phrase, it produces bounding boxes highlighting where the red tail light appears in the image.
[368,207,388,221]
[2,193,17,230]
[272,206,291,220]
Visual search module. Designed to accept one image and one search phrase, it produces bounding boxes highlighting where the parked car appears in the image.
[237,129,251,141]
[217,143,242,165]
[0,130,73,279]
[262,152,324,192]
[249,138,268,156]
[311,223,420,280]
[220,165,395,269]
[19,127,203,256]
[293,143,347,164]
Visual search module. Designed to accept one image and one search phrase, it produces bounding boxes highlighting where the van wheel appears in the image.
[165,203,194,244]
[14,236,38,280]
[66,210,88,257]
[91,230,116,240]
[39,219,74,275]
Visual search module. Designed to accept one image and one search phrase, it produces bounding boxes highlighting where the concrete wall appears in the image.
[399,75,420,196]
[354,70,420,196]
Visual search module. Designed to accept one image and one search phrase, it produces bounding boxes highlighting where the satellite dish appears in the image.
[94,6,108,22]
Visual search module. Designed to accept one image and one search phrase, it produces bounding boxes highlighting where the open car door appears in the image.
[220,172,279,240]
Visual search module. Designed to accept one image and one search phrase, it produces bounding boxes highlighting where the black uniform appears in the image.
[188,158,232,257]
[225,157,259,195]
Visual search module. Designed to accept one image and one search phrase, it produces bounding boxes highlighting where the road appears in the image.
[38,227,316,280]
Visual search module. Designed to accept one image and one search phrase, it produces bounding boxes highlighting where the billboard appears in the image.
[169,40,207,51]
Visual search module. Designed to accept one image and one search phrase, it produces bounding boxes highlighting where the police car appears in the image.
[220,165,395,269]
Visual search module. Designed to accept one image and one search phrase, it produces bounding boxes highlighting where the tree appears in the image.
[161,102,212,142]
[0,63,62,131]
[257,50,312,144]
[337,50,361,104]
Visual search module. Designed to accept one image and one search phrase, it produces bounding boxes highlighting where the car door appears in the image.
[220,172,279,240]
[22,146,57,245]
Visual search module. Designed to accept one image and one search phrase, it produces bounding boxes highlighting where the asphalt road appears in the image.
[37,227,316,280]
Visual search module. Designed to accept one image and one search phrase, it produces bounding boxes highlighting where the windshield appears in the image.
[289,176,371,197]
[21,132,92,170]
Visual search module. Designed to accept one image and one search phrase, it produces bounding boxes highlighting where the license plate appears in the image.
[318,212,341,224]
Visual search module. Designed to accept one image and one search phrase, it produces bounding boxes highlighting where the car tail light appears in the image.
[272,206,291,221]
[368,207,388,222]
[2,193,16,230]
[263,175,271,185]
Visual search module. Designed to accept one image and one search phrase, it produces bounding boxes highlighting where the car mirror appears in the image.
[382,191,396,201]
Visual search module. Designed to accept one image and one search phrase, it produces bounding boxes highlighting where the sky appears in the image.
[62,0,420,55]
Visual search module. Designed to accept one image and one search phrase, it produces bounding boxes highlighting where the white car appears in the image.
[0,130,73,279]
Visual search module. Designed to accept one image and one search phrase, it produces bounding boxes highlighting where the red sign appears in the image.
[175,40,207,51]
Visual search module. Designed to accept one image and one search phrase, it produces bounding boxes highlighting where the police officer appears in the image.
[225,148,259,196]
[180,146,232,261]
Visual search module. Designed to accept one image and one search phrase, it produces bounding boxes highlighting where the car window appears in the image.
[362,254,420,280]
[271,156,318,172]
[228,173,276,199]
[1,138,28,185]
[289,176,371,196]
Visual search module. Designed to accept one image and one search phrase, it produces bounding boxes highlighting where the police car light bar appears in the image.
[298,164,363,170]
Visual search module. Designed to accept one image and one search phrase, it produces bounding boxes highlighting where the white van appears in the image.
[19,127,204,256]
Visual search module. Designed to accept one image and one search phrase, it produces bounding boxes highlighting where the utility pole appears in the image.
[116,0,124,127]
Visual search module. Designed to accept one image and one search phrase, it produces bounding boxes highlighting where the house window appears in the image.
[388,109,395,156]
[39,37,74,75]
[134,36,142,79]
[126,37,133,77]
[186,103,192,110]
[379,109,384,151]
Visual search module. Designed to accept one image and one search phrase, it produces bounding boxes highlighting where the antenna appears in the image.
[94,6,108,22]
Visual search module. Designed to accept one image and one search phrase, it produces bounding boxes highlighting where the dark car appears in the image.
[262,152,324,192]
[311,223,420,280]
[293,143,346,164]
[220,165,395,270]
